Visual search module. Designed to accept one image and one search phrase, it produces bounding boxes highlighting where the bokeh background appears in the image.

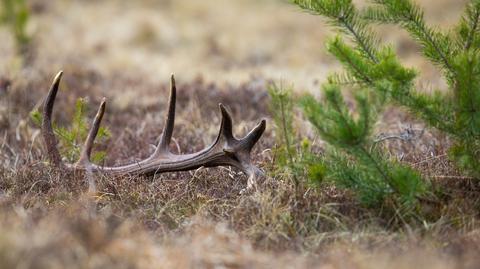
[0,0,468,90]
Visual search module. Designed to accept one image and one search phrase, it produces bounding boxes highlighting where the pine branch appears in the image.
[329,92,358,143]
[370,0,455,75]
[327,37,374,84]
[465,11,480,50]
[357,146,392,189]
[292,0,379,63]
[337,15,379,63]
[327,72,368,86]
[452,51,480,138]
[463,0,480,50]
[375,81,454,134]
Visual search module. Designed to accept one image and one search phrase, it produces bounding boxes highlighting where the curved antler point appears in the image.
[52,71,63,86]
[217,103,234,141]
[54,70,63,81]
[219,104,233,119]
[219,103,231,117]
[100,99,106,111]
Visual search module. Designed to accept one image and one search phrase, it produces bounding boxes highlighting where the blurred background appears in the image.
[1,2,478,268]
[0,0,468,91]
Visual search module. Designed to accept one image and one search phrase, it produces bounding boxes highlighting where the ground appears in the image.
[1,0,479,268]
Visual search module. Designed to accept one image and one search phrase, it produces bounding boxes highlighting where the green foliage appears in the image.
[364,1,454,78]
[30,98,111,164]
[268,83,296,168]
[0,0,30,56]
[301,84,426,208]
[292,0,480,183]
[457,0,480,50]
[301,86,374,148]
[268,83,318,187]
[365,0,480,177]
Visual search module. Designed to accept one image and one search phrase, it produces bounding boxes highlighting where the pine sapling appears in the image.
[292,0,480,192]
[31,98,111,164]
[268,83,320,189]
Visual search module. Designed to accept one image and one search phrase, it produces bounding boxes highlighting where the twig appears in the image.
[431,175,477,180]
[412,154,447,166]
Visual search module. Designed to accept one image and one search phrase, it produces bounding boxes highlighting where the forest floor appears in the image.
[1,0,479,268]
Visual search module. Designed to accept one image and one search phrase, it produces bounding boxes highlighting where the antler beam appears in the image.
[41,71,266,191]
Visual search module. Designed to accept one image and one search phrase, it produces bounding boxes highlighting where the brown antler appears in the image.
[41,71,266,191]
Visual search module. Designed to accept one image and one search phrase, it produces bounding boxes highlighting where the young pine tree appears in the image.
[268,83,319,189]
[293,0,480,178]
[287,0,480,212]
[31,98,111,164]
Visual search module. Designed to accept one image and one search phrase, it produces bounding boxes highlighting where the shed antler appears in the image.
[41,71,266,191]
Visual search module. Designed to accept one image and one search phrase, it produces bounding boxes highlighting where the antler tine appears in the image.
[218,104,266,153]
[238,119,266,152]
[240,120,267,191]
[42,71,64,166]
[218,104,234,142]
[77,98,107,166]
[153,74,176,156]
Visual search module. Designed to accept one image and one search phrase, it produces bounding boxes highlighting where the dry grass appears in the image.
[1,0,480,268]
[1,71,480,268]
